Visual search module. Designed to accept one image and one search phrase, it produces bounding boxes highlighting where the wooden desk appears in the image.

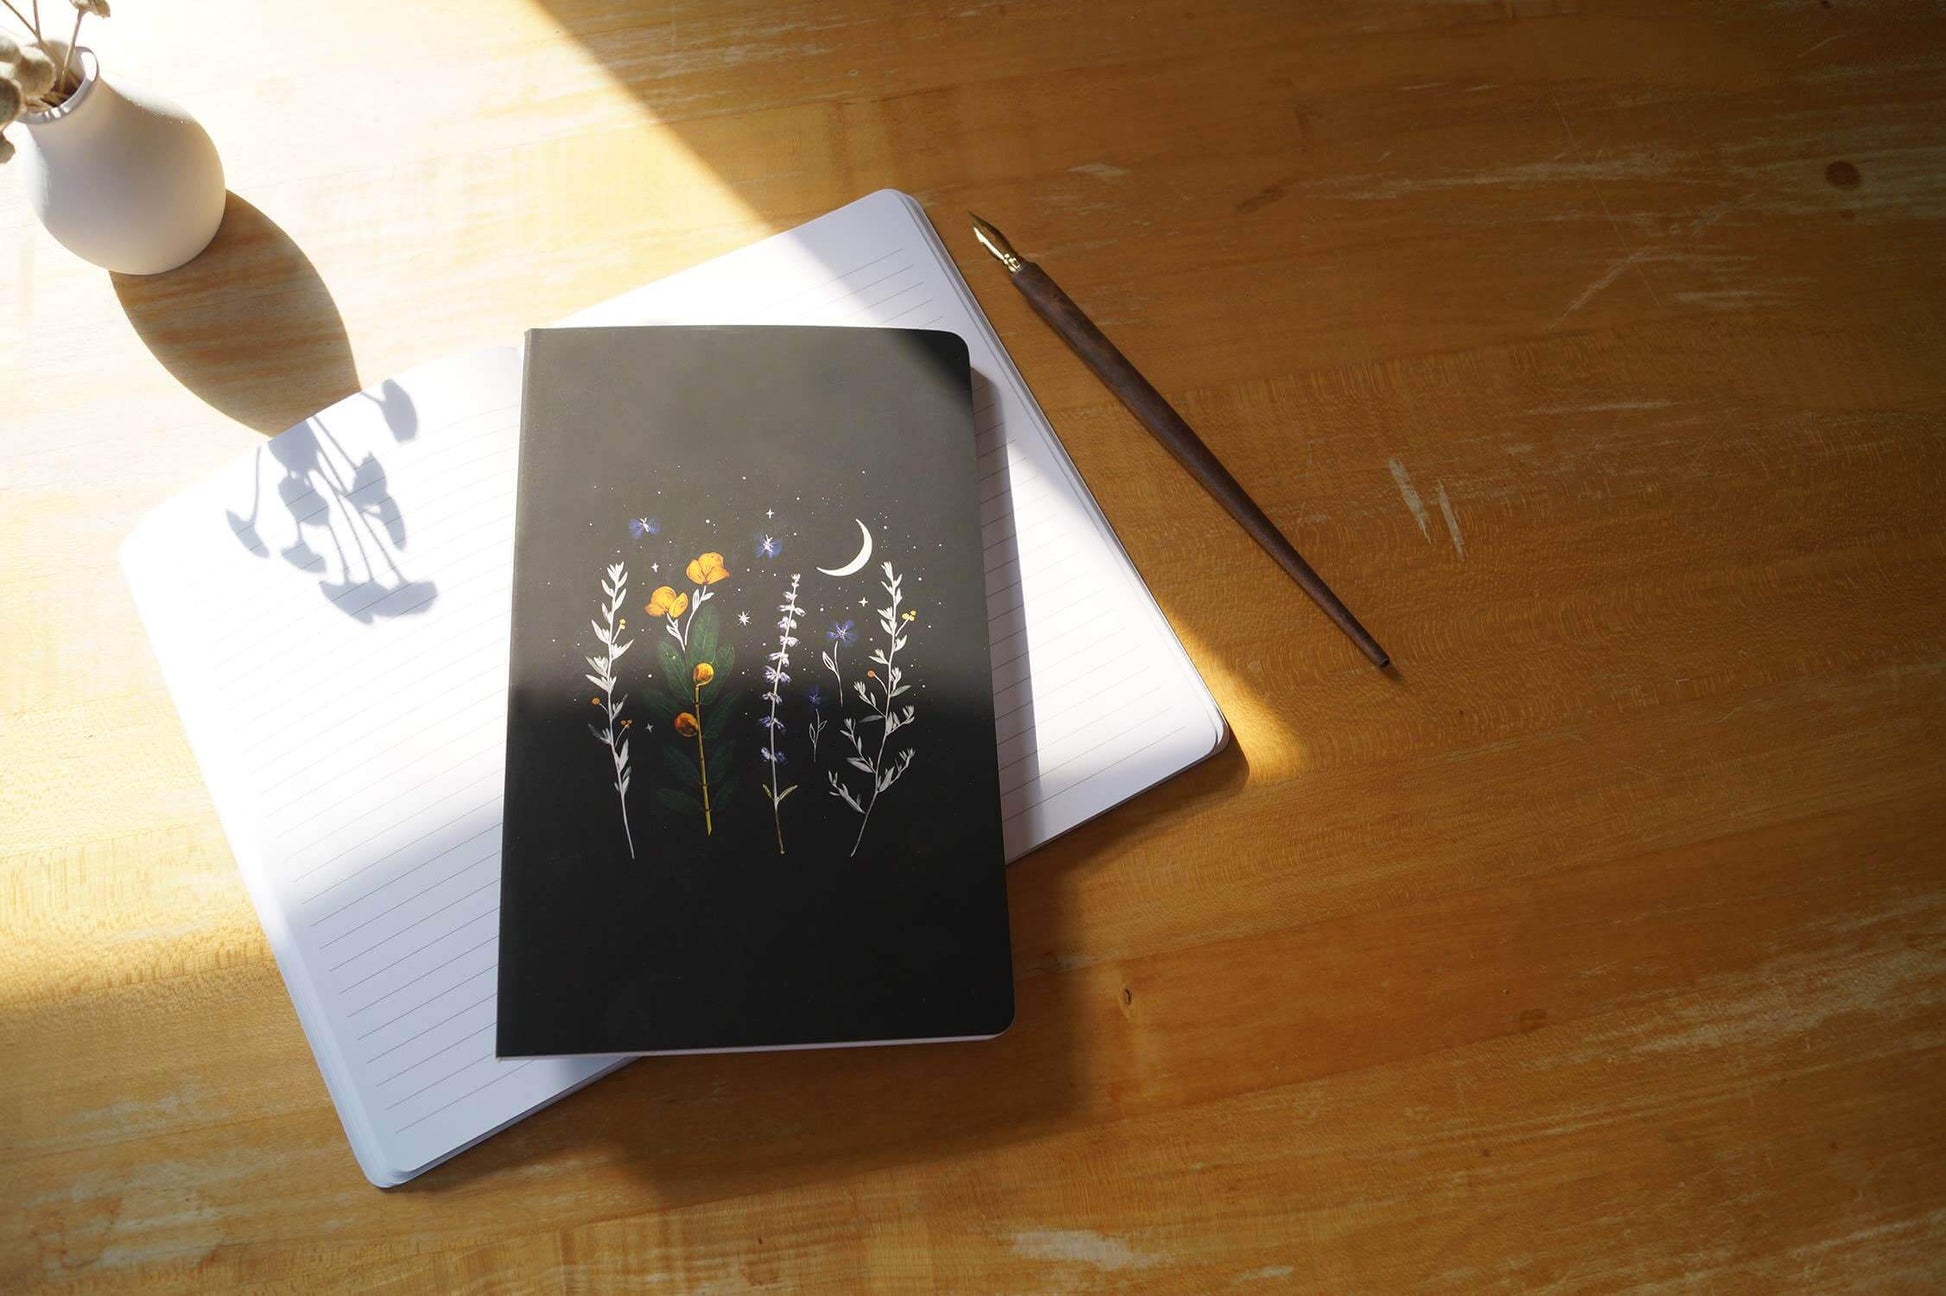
[5,1,1943,1290]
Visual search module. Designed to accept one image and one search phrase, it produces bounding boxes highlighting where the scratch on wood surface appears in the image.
[1435,482,1465,558]
[1010,1229,1167,1271]
[1388,459,1431,539]
[1553,249,1652,327]
[1233,1265,1297,1282]
[1797,33,1850,59]
[1235,176,1296,214]
[1525,400,1674,414]
[1572,942,1945,1065]
[1317,152,1673,201]
[1068,162,1131,180]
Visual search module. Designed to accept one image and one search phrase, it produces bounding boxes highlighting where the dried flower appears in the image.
[10,45,55,101]
[644,585,688,619]
[0,75,20,132]
[0,133,13,165]
[72,0,111,15]
[691,662,714,687]
[685,551,729,585]
[0,32,20,64]
[674,712,700,738]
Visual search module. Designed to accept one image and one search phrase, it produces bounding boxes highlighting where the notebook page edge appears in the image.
[874,189,1230,762]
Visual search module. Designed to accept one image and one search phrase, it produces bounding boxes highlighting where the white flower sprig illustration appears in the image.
[828,561,917,856]
[759,572,802,854]
[583,562,640,859]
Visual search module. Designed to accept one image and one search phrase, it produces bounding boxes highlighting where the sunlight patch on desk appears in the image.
[1158,613,1308,782]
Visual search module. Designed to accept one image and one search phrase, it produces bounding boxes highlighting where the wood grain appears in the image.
[4,0,1944,1290]
[1008,251,1392,666]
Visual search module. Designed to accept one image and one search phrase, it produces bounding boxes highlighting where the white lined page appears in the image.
[123,350,616,1186]
[123,190,1224,1187]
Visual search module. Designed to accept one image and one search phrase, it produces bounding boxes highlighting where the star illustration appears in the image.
[737,611,751,626]
[858,596,868,606]
[650,561,659,572]
[765,508,775,519]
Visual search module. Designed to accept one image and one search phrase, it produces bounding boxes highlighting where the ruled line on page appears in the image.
[257,675,506,803]
[385,1048,500,1109]
[1003,722,1192,823]
[345,932,498,1016]
[367,989,497,1062]
[311,823,500,929]
[355,965,498,1041]
[185,411,518,616]
[335,908,499,995]
[394,1061,536,1134]
[357,986,498,1065]
[316,844,499,946]
[273,710,503,840]
[165,407,514,604]
[249,633,508,771]
[266,710,503,837]
[212,513,516,683]
[775,256,911,316]
[328,875,500,972]
[375,1022,496,1088]
[298,772,502,898]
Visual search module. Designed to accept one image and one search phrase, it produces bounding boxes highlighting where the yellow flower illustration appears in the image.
[645,585,689,619]
[692,662,715,687]
[674,712,700,737]
[686,552,730,585]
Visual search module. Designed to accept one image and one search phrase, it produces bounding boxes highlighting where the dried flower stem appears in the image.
[1,0,36,37]
[54,6,78,94]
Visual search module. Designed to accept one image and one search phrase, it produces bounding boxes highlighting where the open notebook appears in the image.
[122,190,1226,1186]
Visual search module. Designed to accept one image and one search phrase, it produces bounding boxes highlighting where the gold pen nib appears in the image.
[969,213,1024,273]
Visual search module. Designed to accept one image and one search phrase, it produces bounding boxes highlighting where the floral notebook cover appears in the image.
[496,324,1014,1056]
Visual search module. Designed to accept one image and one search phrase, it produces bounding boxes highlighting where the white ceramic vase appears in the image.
[16,46,225,275]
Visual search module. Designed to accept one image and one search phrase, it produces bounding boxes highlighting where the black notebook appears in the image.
[496,325,1014,1057]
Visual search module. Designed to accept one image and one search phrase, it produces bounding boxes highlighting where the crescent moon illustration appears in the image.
[816,519,874,577]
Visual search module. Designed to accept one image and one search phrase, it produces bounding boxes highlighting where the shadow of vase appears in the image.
[111,192,361,435]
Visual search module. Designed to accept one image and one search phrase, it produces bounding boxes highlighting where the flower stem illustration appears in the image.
[822,618,854,697]
[807,687,827,760]
[583,562,639,859]
[677,660,717,835]
[828,561,917,857]
[760,573,802,853]
[649,551,741,838]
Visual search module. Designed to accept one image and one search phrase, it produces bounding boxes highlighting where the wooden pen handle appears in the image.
[1012,260,1391,668]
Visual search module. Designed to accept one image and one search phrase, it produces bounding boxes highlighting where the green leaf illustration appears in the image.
[654,785,702,816]
[690,605,719,666]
